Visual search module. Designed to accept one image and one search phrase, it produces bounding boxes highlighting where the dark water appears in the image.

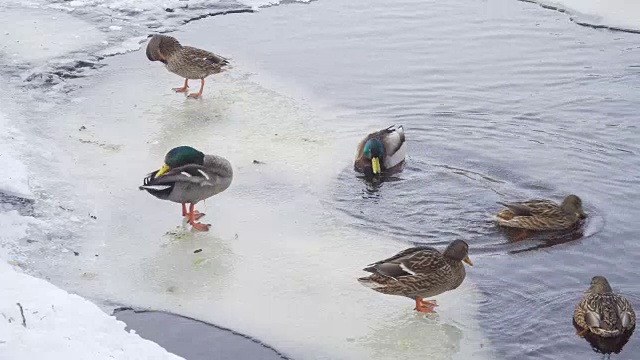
[190,0,640,358]
[115,309,290,360]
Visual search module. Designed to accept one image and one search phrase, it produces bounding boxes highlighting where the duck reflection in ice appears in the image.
[354,125,407,180]
[573,276,636,355]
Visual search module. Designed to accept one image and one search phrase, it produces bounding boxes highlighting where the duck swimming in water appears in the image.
[574,276,636,338]
[496,194,586,231]
[354,125,406,176]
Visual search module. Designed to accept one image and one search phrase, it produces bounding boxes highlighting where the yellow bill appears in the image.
[463,256,473,266]
[371,157,381,174]
[155,163,171,177]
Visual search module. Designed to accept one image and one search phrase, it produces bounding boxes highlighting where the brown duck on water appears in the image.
[146,34,229,98]
[574,276,636,338]
[358,240,473,313]
[496,194,587,231]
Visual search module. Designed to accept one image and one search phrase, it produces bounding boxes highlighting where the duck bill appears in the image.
[155,163,171,177]
[371,157,381,175]
[463,256,473,266]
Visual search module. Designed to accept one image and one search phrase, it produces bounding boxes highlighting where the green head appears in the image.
[363,139,384,174]
[155,146,205,177]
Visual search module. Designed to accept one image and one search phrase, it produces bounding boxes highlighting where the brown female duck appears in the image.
[146,34,229,98]
[358,240,473,313]
[496,194,586,231]
[574,276,636,338]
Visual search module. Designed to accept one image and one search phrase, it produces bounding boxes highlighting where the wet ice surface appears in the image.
[8,45,489,359]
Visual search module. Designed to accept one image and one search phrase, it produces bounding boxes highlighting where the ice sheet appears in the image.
[4,42,492,359]
[530,0,640,32]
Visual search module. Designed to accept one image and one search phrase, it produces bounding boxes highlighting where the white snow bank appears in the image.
[0,261,184,360]
[534,0,640,32]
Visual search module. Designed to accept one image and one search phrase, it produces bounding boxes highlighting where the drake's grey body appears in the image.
[141,154,233,204]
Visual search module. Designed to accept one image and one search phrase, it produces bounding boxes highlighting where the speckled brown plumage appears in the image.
[496,194,586,231]
[574,276,636,338]
[146,34,229,98]
[358,240,472,312]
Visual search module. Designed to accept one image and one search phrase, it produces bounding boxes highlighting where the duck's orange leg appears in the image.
[188,79,204,98]
[188,203,210,231]
[182,203,205,220]
[414,297,438,313]
[173,79,189,93]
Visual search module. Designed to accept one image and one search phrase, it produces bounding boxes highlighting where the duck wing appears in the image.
[497,201,535,216]
[183,46,229,69]
[140,164,216,191]
[498,199,559,216]
[363,246,447,279]
[380,125,406,169]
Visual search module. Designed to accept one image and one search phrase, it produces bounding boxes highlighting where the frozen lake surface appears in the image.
[1,0,640,359]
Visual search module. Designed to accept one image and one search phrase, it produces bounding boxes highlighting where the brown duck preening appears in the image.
[146,34,229,98]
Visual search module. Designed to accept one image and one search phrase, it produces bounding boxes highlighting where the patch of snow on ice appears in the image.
[0,261,184,360]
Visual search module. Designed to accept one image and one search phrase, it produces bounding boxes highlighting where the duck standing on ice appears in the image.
[146,34,229,98]
[139,146,233,231]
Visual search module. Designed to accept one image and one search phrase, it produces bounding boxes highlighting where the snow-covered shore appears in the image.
[0,261,182,359]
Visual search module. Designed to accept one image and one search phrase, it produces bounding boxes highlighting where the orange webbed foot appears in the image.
[190,221,211,232]
[414,297,438,313]
[173,79,189,93]
[190,211,206,221]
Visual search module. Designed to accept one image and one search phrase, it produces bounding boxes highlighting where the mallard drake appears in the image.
[354,125,406,176]
[139,146,233,231]
[358,240,472,313]
[146,34,229,98]
[574,276,636,338]
[496,194,586,231]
